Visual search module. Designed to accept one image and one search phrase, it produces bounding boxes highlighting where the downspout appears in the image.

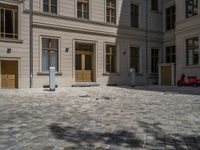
[29,0,33,88]
[145,0,148,84]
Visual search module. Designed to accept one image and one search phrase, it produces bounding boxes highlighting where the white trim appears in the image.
[39,35,61,73]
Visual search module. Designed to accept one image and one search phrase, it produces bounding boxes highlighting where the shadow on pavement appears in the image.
[49,123,143,149]
[115,85,200,96]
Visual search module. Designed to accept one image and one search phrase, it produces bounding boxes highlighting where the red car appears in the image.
[177,74,200,87]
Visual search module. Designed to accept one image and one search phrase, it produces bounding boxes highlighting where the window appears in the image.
[186,0,198,18]
[106,0,116,24]
[131,4,139,28]
[106,45,117,73]
[151,0,159,11]
[43,0,57,14]
[166,46,176,63]
[0,3,18,39]
[186,37,199,65]
[166,5,175,31]
[151,49,159,73]
[42,38,59,72]
[130,47,140,73]
[77,0,89,19]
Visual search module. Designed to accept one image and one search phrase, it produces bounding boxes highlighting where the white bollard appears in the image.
[130,68,136,87]
[49,67,56,91]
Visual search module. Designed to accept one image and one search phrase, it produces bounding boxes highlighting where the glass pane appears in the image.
[43,4,49,12]
[0,9,4,37]
[42,50,49,71]
[51,39,58,49]
[76,54,81,70]
[42,38,49,49]
[77,11,82,18]
[5,10,13,35]
[50,51,58,71]
[44,0,49,4]
[51,0,57,5]
[51,6,57,14]
[85,55,92,70]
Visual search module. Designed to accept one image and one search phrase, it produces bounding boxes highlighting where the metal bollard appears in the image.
[49,67,56,91]
[130,68,136,87]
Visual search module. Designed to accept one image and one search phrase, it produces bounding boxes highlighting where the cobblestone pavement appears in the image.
[0,86,200,150]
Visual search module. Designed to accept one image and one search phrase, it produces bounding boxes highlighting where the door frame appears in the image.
[0,57,20,88]
[73,40,97,82]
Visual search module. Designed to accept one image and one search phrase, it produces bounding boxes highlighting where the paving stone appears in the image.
[0,86,200,149]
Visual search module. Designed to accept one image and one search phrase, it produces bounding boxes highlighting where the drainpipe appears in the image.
[145,0,149,84]
[29,0,33,88]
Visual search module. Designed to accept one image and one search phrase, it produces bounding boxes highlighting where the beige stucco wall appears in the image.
[0,0,163,88]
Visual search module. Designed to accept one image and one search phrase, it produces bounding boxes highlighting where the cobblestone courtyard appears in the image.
[0,86,200,150]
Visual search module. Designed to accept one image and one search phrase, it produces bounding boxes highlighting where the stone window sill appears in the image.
[37,72,63,76]
[0,38,23,44]
[103,73,120,76]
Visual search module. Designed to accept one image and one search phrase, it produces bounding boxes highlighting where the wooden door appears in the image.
[161,66,172,86]
[1,61,18,89]
[2,75,15,88]
[75,51,93,82]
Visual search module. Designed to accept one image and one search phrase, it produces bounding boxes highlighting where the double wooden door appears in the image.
[75,51,93,82]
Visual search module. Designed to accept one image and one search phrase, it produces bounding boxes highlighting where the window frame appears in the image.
[151,48,159,74]
[130,47,140,73]
[77,0,90,19]
[0,3,19,40]
[105,0,117,24]
[186,0,198,18]
[186,37,199,66]
[43,0,58,14]
[105,44,117,73]
[40,36,60,73]
[151,0,159,12]
[165,5,175,31]
[165,46,176,63]
[130,3,139,28]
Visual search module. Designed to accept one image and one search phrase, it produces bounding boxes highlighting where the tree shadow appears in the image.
[49,123,143,149]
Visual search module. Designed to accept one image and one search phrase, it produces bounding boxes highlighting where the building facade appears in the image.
[0,0,199,88]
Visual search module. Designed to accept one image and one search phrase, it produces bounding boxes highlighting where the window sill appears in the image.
[103,73,120,76]
[183,66,200,69]
[150,10,162,14]
[0,38,23,44]
[37,72,63,76]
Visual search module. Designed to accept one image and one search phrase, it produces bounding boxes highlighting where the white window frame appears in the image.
[75,0,92,20]
[40,0,60,14]
[103,42,120,74]
[39,36,61,73]
[185,35,200,66]
[104,0,118,24]
[0,1,21,40]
